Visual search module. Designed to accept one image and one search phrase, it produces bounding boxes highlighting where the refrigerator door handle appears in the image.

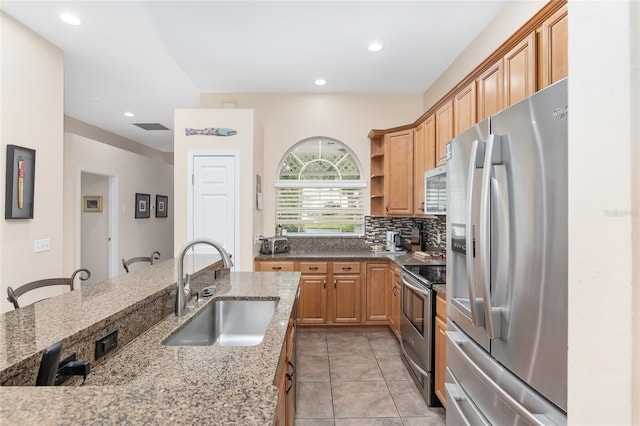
[465,139,484,326]
[479,134,502,339]
[448,330,556,426]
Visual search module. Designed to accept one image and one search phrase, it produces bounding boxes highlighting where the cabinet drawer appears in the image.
[298,262,328,274]
[436,292,447,320]
[332,262,361,274]
[257,261,295,272]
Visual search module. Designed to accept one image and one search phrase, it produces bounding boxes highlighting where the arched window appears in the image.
[276,137,365,235]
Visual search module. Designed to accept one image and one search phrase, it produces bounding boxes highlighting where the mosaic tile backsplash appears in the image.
[281,216,446,252]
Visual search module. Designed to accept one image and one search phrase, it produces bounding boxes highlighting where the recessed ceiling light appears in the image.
[315,79,327,86]
[123,112,134,117]
[368,42,383,52]
[59,13,81,26]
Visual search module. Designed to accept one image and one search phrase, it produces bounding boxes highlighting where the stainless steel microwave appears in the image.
[424,166,446,215]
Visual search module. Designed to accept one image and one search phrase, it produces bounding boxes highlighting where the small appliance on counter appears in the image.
[259,237,289,255]
[385,231,402,252]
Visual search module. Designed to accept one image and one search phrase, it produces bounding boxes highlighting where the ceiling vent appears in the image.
[133,123,170,131]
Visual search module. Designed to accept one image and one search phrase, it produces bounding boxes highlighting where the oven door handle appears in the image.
[401,274,431,298]
[399,338,429,378]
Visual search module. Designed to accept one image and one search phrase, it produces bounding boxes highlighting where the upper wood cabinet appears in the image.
[435,100,453,167]
[504,32,537,107]
[537,4,568,89]
[383,129,414,215]
[370,132,385,216]
[477,60,504,121]
[413,116,436,215]
[453,81,477,137]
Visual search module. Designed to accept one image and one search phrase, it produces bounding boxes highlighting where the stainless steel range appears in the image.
[400,264,446,406]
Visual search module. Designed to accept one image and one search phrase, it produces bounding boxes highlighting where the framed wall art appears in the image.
[156,195,168,218]
[135,193,150,219]
[83,196,103,213]
[5,144,36,219]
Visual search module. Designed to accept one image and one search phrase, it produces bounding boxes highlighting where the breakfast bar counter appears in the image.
[0,259,300,425]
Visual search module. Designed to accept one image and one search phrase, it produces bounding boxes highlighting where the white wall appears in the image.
[199,94,423,234]
[568,1,639,424]
[173,109,258,271]
[63,133,174,280]
[0,12,65,312]
[80,173,109,284]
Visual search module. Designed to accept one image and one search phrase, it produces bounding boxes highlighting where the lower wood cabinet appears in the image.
[298,272,328,325]
[275,306,297,426]
[365,263,389,323]
[434,292,447,407]
[332,274,361,323]
[389,265,402,341]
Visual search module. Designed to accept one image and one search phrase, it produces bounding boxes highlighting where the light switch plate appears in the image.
[34,239,50,253]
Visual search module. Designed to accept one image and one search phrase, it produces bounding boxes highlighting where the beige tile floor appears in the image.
[294,331,446,426]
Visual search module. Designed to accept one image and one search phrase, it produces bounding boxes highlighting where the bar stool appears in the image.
[6,268,91,309]
[122,251,160,273]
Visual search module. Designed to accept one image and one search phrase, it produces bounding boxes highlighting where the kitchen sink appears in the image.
[163,299,278,347]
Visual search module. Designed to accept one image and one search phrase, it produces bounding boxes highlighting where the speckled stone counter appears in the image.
[432,284,447,296]
[0,261,300,425]
[255,248,447,268]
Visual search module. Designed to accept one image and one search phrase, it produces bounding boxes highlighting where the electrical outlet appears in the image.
[34,239,50,253]
[95,329,118,360]
[255,234,261,244]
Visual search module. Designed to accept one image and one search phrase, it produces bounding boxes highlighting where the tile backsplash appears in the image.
[364,216,446,251]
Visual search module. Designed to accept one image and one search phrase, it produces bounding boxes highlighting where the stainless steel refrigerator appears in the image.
[445,78,568,425]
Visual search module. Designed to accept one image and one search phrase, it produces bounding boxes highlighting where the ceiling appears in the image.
[2,1,508,152]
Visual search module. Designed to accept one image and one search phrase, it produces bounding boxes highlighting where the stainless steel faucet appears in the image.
[175,238,233,316]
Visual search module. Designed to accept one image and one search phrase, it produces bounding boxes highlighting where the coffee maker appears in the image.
[385,231,401,252]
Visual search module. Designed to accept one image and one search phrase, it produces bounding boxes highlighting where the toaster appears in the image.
[260,237,289,255]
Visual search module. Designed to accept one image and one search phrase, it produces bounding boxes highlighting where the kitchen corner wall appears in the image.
[199,93,424,239]
[0,13,64,313]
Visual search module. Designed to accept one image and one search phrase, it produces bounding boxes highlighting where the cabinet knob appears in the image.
[342,266,352,271]
[333,279,337,288]
[385,202,389,212]
[272,266,282,271]
[323,279,326,288]
[309,266,318,271]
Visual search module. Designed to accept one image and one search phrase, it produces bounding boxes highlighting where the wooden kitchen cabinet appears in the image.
[413,116,436,215]
[435,100,453,167]
[383,129,414,215]
[434,292,447,407]
[504,32,537,107]
[365,263,390,323]
[369,130,386,216]
[331,262,361,324]
[275,307,297,426]
[298,263,328,325]
[453,81,477,137]
[389,264,402,341]
[537,4,568,90]
[255,260,295,272]
[477,60,504,121]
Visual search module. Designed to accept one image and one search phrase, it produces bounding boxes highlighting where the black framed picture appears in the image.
[156,195,168,218]
[5,145,36,219]
[135,193,150,218]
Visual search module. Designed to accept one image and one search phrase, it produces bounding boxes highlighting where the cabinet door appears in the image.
[390,269,402,341]
[435,100,453,167]
[383,130,414,215]
[434,315,447,407]
[413,116,436,215]
[298,275,327,325]
[477,60,504,121]
[538,4,568,89]
[365,263,389,322]
[453,81,477,137]
[504,32,536,107]
[285,320,297,426]
[331,275,361,324]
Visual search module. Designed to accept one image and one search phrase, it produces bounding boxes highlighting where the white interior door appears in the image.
[192,154,236,269]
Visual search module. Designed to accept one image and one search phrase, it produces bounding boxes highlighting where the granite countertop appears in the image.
[255,248,446,267]
[0,260,300,425]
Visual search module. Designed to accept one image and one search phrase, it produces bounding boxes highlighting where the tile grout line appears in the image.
[370,334,405,424]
